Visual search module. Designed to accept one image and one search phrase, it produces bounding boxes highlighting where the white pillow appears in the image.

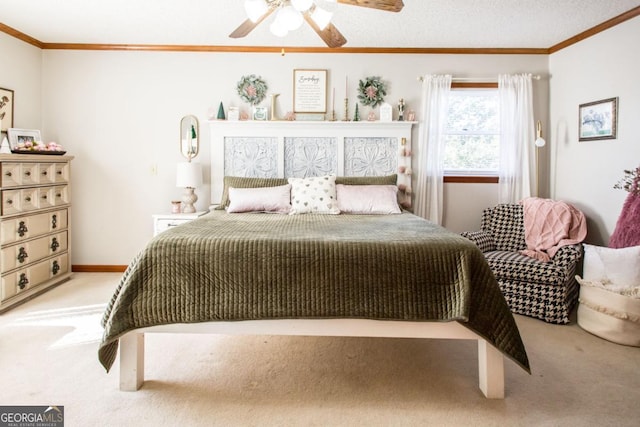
[227,184,291,213]
[336,184,401,214]
[582,244,640,288]
[288,175,340,215]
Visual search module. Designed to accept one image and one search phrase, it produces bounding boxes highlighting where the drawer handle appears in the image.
[57,170,63,175]
[5,171,12,177]
[50,237,60,252]
[25,196,31,202]
[17,247,29,263]
[52,260,60,275]
[52,214,58,229]
[42,170,48,176]
[42,194,48,200]
[6,199,12,205]
[18,273,29,289]
[18,221,28,237]
[25,171,31,176]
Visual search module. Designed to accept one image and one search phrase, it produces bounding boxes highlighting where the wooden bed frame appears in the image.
[119,319,505,398]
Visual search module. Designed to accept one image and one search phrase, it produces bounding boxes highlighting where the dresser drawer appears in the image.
[1,209,68,245]
[1,185,69,215]
[1,231,68,272]
[54,162,69,183]
[21,163,40,186]
[1,162,69,189]
[1,163,22,187]
[52,185,69,205]
[2,189,22,215]
[1,253,69,301]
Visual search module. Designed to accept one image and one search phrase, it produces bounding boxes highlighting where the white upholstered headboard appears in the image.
[208,120,415,206]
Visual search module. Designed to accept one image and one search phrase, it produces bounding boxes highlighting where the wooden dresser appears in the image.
[0,154,73,313]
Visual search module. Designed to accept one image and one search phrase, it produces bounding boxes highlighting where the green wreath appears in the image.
[357,76,387,108]
[237,74,268,106]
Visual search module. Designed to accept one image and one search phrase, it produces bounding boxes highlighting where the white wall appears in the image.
[549,16,640,245]
[0,33,42,130]
[36,49,548,265]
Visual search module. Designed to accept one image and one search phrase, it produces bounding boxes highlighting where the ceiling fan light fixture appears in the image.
[310,6,333,30]
[270,20,290,37]
[291,0,314,12]
[244,0,269,22]
[277,5,304,31]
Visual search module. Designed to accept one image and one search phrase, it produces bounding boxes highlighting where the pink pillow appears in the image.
[227,184,291,213]
[336,184,401,214]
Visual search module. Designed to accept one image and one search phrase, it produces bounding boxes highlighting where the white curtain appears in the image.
[414,74,452,224]
[498,73,535,203]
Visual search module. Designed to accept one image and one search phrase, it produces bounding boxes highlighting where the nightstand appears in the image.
[152,211,207,236]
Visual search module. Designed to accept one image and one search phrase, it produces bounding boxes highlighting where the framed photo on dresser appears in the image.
[7,128,42,150]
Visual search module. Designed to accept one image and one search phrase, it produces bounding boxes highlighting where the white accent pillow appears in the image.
[582,244,640,289]
[227,184,291,213]
[288,175,340,215]
[336,184,401,214]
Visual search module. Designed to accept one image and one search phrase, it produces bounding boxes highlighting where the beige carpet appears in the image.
[0,273,638,427]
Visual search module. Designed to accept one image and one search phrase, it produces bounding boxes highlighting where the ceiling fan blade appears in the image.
[229,8,276,38]
[304,14,347,48]
[337,0,404,12]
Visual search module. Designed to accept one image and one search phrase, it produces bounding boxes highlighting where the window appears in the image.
[443,88,499,177]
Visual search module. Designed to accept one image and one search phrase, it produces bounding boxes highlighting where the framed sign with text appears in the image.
[293,69,327,114]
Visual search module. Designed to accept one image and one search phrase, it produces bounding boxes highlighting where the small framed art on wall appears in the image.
[579,97,618,141]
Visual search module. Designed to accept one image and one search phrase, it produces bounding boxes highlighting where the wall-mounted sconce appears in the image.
[535,120,546,197]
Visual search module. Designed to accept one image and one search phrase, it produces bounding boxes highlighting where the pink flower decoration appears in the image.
[366,86,377,99]
[245,85,257,98]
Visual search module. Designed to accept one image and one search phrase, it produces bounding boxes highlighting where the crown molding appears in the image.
[0,22,43,48]
[2,6,639,55]
[38,43,548,55]
[548,5,640,53]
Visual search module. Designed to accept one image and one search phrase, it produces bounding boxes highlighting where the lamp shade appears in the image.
[176,162,202,188]
[244,0,268,22]
[311,6,332,30]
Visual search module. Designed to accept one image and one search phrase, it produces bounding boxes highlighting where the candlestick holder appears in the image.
[329,110,336,121]
[343,98,350,121]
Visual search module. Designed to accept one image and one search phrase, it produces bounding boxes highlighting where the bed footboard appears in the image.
[118,319,505,398]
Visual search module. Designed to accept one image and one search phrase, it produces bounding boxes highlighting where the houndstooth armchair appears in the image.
[461,204,583,324]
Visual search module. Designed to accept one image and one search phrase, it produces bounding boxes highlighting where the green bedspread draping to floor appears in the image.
[99,211,530,373]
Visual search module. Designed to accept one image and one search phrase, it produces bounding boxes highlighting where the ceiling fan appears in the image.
[229,0,405,48]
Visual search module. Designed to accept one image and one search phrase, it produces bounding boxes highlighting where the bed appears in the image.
[100,205,530,398]
[99,124,530,398]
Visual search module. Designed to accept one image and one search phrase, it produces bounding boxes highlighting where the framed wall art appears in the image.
[293,69,327,114]
[0,87,14,133]
[579,97,618,141]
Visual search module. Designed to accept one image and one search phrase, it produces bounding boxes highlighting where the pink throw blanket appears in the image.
[520,197,587,262]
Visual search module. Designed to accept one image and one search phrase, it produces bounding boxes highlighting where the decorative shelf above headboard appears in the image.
[208,120,416,206]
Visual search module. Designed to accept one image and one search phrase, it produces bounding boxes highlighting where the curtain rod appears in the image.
[417,75,542,82]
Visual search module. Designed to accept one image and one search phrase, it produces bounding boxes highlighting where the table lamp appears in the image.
[176,161,202,213]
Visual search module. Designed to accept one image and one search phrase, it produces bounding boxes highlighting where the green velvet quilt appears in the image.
[99,211,530,373]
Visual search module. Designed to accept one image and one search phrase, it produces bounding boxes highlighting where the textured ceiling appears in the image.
[0,0,639,49]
